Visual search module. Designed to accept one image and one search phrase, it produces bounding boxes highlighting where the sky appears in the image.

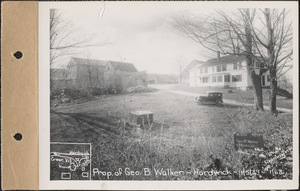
[51,1,295,79]
[53,2,218,74]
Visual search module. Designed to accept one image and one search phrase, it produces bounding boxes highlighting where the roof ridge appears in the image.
[70,57,138,72]
[108,61,138,72]
[200,54,246,67]
[108,60,133,65]
[192,59,205,63]
[205,54,245,62]
[71,57,134,65]
[72,57,107,62]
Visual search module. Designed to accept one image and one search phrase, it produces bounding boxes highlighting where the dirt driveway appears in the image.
[149,84,293,112]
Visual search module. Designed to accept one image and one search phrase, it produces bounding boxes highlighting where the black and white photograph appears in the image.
[39,1,298,189]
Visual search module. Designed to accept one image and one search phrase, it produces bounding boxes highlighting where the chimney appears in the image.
[217,51,220,60]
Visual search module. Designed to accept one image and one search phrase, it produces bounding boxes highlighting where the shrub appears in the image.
[89,87,106,96]
[61,88,93,100]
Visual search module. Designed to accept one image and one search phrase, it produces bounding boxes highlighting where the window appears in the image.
[212,76,216,83]
[255,62,259,68]
[205,67,208,73]
[200,68,203,74]
[238,62,243,69]
[233,63,238,70]
[232,75,242,82]
[217,75,223,82]
[203,77,209,83]
[262,76,265,86]
[212,67,215,73]
[256,62,264,69]
[222,65,227,71]
[267,75,270,82]
[217,66,222,72]
[224,75,230,82]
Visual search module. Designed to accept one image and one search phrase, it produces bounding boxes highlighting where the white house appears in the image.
[182,60,205,85]
[188,54,270,90]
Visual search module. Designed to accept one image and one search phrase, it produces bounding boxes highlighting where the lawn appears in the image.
[170,84,293,109]
[50,90,293,180]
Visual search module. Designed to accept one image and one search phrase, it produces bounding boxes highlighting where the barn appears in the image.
[51,57,146,92]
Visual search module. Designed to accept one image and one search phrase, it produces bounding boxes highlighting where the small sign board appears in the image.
[234,133,264,151]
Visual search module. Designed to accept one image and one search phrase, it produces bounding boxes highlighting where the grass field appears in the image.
[50,90,293,180]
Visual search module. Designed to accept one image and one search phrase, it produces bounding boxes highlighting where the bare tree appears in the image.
[175,56,185,84]
[50,9,112,92]
[50,9,94,90]
[178,62,183,84]
[50,9,94,66]
[172,9,267,111]
[250,8,293,114]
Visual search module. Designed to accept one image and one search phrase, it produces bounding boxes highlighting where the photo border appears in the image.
[39,1,299,190]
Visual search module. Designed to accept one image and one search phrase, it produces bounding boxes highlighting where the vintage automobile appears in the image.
[194,91,223,105]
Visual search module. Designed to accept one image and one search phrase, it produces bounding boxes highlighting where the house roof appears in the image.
[184,60,205,72]
[108,61,138,72]
[201,55,246,67]
[70,57,138,72]
[71,57,108,67]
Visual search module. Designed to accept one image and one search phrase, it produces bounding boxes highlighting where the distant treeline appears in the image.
[147,73,179,84]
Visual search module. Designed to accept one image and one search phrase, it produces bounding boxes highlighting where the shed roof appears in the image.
[69,57,138,72]
[109,61,138,72]
[71,57,108,67]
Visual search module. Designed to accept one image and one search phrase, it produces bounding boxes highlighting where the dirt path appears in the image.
[51,111,122,143]
[170,90,292,113]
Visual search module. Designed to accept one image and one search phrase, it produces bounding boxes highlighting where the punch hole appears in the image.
[13,51,23,59]
[13,133,22,141]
